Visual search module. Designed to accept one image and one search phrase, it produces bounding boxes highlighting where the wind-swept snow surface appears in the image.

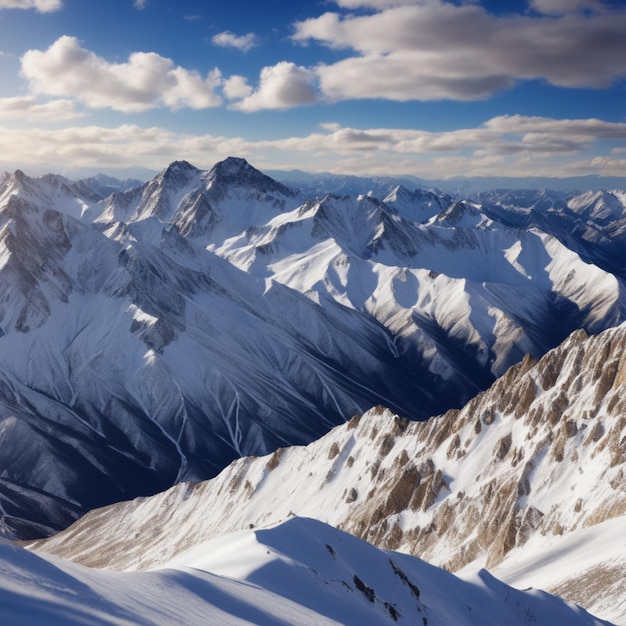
[2,518,614,625]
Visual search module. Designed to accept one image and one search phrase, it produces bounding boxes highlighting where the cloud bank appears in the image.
[0,96,83,121]
[2,115,625,179]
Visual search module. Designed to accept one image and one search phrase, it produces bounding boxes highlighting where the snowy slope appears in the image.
[489,516,626,624]
[3,518,614,626]
[478,188,626,279]
[30,322,626,623]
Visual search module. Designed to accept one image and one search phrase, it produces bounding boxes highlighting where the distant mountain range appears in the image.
[268,168,626,196]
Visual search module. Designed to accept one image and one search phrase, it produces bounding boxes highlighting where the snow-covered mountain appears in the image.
[1,157,626,542]
[0,163,428,539]
[478,188,626,279]
[30,321,626,623]
[4,517,613,626]
[214,189,626,381]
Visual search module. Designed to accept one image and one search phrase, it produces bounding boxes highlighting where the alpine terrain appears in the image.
[0,158,624,624]
[29,320,626,623]
[0,158,625,541]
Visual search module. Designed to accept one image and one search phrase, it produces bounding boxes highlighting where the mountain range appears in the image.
[267,169,626,196]
[1,157,625,540]
[0,157,625,623]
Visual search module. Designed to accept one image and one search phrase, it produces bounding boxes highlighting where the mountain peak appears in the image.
[155,159,201,190]
[160,160,200,180]
[385,184,411,200]
[8,169,29,190]
[207,156,296,197]
[212,156,251,176]
[433,200,487,227]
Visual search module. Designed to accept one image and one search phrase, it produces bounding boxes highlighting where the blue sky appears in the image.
[0,0,625,179]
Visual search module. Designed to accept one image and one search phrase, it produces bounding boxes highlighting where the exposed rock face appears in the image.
[30,324,626,583]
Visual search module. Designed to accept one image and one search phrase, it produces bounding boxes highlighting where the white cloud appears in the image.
[0,0,61,11]
[386,115,626,156]
[334,0,434,7]
[292,1,626,102]
[223,75,253,100]
[0,115,625,178]
[212,31,259,53]
[529,0,605,14]
[162,66,223,109]
[20,36,222,112]
[232,62,317,112]
[0,96,84,121]
[316,53,514,102]
[133,0,148,9]
[0,124,258,174]
[253,115,626,175]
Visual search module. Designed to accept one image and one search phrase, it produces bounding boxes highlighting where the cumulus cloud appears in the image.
[223,75,253,100]
[212,31,259,53]
[0,124,261,174]
[0,96,84,121]
[0,0,61,11]
[386,115,626,157]
[316,53,514,102]
[20,36,222,112]
[249,115,626,178]
[292,1,626,101]
[231,62,317,111]
[266,115,626,156]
